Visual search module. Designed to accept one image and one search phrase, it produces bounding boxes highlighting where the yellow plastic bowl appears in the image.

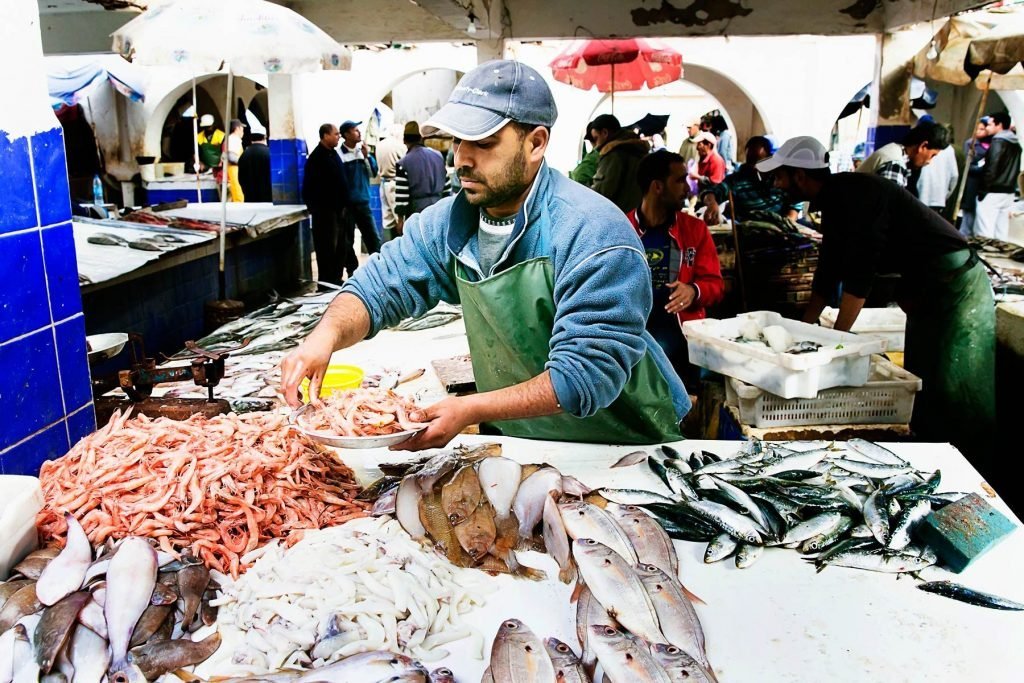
[301,364,364,401]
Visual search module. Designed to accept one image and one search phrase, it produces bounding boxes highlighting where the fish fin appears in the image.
[681,584,707,606]
[570,578,586,603]
[513,566,547,582]
[558,563,578,585]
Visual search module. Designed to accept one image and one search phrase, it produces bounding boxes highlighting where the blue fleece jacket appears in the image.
[341,162,690,421]
[338,144,378,204]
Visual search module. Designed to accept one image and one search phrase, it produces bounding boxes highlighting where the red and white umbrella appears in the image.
[550,38,683,109]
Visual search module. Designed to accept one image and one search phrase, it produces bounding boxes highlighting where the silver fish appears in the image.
[813,546,935,574]
[70,622,111,683]
[704,533,738,564]
[650,644,715,683]
[799,516,854,553]
[572,539,663,645]
[488,618,556,683]
[610,504,679,578]
[635,565,711,672]
[37,514,91,606]
[846,439,909,466]
[781,512,845,545]
[588,625,670,683]
[104,537,157,670]
[542,495,575,584]
[735,543,764,569]
[862,489,890,545]
[709,477,772,533]
[686,501,764,545]
[611,450,649,469]
[544,638,589,683]
[917,581,1024,610]
[293,652,424,682]
[559,502,638,564]
[885,499,931,552]
[477,456,522,520]
[832,458,913,479]
[514,468,563,539]
[755,449,830,476]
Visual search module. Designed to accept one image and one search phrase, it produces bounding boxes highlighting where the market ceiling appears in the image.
[40,0,988,54]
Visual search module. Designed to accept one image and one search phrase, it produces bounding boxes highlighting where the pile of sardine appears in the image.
[479,614,712,683]
[0,516,221,683]
[604,438,963,574]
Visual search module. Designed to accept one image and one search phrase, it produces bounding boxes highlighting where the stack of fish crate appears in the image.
[682,311,921,431]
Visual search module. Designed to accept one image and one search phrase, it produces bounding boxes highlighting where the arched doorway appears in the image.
[364,67,465,151]
[146,74,266,163]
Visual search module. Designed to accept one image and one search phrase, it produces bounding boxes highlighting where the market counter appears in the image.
[332,436,1024,683]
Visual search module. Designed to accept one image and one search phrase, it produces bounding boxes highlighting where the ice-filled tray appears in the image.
[819,307,907,352]
[682,311,887,399]
[725,354,921,428]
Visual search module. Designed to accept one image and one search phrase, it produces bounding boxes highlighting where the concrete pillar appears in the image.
[475,0,507,64]
[268,73,307,204]
[866,30,921,154]
[0,0,95,473]
[476,38,506,64]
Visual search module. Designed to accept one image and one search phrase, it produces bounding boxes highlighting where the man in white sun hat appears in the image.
[759,136,994,467]
[281,60,690,451]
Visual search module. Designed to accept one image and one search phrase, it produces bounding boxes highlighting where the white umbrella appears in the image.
[112,0,351,299]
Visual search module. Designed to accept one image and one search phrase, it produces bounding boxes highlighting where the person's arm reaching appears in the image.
[399,371,562,450]
[832,292,866,332]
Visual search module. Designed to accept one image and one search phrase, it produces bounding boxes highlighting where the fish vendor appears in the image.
[281,60,690,449]
[760,136,995,465]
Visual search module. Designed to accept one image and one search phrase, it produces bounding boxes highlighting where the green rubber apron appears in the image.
[901,248,995,461]
[454,257,681,444]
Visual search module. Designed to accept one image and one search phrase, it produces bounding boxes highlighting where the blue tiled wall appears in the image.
[270,138,307,205]
[0,126,95,475]
[865,125,912,158]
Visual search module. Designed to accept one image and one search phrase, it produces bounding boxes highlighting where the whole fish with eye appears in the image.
[441,465,483,526]
[588,625,671,683]
[916,581,1024,610]
[488,619,556,683]
[544,637,591,683]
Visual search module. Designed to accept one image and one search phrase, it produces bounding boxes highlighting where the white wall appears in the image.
[53,34,879,180]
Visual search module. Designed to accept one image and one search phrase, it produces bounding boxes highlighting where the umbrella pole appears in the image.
[192,75,202,205]
[219,67,233,301]
[951,73,992,225]
[611,63,615,114]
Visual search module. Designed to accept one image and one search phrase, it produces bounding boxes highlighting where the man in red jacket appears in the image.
[627,150,724,383]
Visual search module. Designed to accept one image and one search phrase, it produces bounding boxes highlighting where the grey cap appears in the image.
[424,60,557,141]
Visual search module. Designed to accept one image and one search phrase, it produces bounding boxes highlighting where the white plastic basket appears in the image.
[682,311,887,399]
[819,307,907,352]
[725,355,921,428]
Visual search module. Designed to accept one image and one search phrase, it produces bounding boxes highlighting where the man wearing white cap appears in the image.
[758,136,995,465]
[281,60,690,451]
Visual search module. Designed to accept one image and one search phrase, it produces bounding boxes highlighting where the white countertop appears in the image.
[333,437,1023,683]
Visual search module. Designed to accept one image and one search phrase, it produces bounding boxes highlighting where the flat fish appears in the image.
[514,468,563,539]
[129,632,222,680]
[33,591,91,673]
[0,584,42,632]
[453,501,497,563]
[105,537,158,670]
[477,456,522,520]
[69,624,110,683]
[178,564,210,627]
[37,515,91,607]
[441,465,483,526]
[419,487,469,566]
[129,604,173,648]
[86,235,125,247]
[127,240,163,252]
[12,557,51,580]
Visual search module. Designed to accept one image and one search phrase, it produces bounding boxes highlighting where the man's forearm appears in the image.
[833,292,866,332]
[462,370,562,424]
[311,292,372,351]
[802,292,829,325]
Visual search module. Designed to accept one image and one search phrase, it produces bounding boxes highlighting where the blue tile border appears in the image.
[42,222,83,321]
[31,128,72,227]
[67,403,96,448]
[55,315,91,414]
[0,327,64,449]
[0,133,37,235]
[0,229,50,343]
[0,420,69,476]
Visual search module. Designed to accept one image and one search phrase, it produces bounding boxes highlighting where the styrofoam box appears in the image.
[819,307,907,352]
[725,354,922,428]
[682,311,887,399]
[0,476,43,580]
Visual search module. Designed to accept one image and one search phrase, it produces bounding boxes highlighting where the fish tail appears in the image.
[681,583,707,606]
[558,562,578,585]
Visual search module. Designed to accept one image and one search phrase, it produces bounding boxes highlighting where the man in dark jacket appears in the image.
[302,123,347,284]
[975,111,1021,240]
[339,120,382,277]
[394,121,448,233]
[238,132,272,202]
[589,114,650,212]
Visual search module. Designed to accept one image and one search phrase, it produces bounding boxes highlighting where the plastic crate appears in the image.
[819,307,907,352]
[682,311,887,399]
[725,355,921,428]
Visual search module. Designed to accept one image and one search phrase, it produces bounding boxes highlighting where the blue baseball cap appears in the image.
[424,60,557,141]
[339,120,362,133]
